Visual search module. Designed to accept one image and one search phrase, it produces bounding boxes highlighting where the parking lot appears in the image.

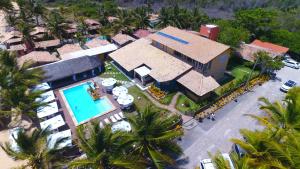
[178,66,300,169]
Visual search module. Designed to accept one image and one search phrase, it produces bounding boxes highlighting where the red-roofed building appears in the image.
[251,40,289,55]
[238,40,289,62]
[133,29,152,39]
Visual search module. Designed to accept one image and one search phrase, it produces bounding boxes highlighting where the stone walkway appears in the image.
[143,92,194,124]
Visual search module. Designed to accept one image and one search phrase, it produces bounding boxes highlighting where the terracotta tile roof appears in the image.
[30,27,48,35]
[109,38,192,82]
[149,26,230,64]
[1,31,22,43]
[239,42,287,62]
[6,37,23,44]
[112,33,136,46]
[107,16,119,23]
[84,19,100,26]
[133,29,152,39]
[17,51,59,67]
[7,44,26,51]
[251,39,289,54]
[85,38,110,48]
[57,44,82,56]
[34,39,60,49]
[177,70,220,96]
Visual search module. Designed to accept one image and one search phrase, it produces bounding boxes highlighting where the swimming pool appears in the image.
[61,82,115,125]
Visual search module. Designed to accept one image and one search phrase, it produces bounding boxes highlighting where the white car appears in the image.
[200,153,235,169]
[282,59,300,69]
[200,159,215,169]
[280,80,297,92]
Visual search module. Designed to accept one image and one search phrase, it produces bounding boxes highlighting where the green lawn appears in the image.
[159,92,176,105]
[231,66,258,80]
[214,57,260,96]
[175,94,201,113]
[99,62,130,81]
[128,86,166,113]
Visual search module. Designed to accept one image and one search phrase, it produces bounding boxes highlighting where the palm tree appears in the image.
[0,51,44,126]
[68,122,146,169]
[1,127,70,169]
[31,0,46,26]
[0,0,13,12]
[254,51,284,75]
[75,16,88,46]
[127,106,183,169]
[133,7,150,29]
[113,9,135,34]
[46,10,66,41]
[16,20,35,51]
[227,88,300,169]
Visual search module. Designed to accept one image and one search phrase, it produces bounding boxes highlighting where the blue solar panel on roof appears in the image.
[157,32,189,45]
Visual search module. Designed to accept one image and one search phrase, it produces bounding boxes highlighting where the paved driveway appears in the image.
[178,67,300,169]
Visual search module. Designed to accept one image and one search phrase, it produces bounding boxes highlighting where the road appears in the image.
[178,66,300,169]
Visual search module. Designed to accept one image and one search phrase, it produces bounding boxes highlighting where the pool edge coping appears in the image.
[59,81,117,126]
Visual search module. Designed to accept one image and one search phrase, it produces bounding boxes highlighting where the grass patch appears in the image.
[159,92,176,105]
[215,56,260,96]
[175,94,201,113]
[100,62,130,82]
[128,86,166,113]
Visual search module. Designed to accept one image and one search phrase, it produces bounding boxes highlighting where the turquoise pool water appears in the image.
[62,82,114,124]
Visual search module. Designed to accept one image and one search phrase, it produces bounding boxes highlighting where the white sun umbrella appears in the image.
[37,101,59,118]
[112,86,128,98]
[101,78,117,91]
[117,93,134,108]
[47,129,72,149]
[36,90,55,103]
[34,82,51,91]
[111,120,131,132]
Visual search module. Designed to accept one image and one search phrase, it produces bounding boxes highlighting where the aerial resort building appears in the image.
[110,26,230,101]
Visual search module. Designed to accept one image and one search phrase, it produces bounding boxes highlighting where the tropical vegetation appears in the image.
[0,127,70,169]
[211,87,300,169]
[69,106,183,169]
[0,50,44,127]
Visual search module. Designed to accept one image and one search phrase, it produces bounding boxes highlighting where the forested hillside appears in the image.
[46,0,300,18]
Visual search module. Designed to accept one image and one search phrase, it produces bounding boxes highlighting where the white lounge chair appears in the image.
[110,116,117,123]
[104,118,110,124]
[99,122,104,128]
[118,112,125,119]
[114,114,122,121]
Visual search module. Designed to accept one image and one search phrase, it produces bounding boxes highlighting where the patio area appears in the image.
[55,78,123,138]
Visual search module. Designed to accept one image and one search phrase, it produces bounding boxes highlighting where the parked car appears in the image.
[282,59,300,69]
[200,159,215,169]
[200,153,235,169]
[231,143,246,158]
[280,80,297,92]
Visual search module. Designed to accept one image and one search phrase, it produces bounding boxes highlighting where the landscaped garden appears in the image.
[159,92,176,105]
[215,57,260,96]
[175,94,209,114]
[99,61,130,82]
[128,86,167,113]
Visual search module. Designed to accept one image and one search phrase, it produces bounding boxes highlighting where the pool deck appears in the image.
[54,79,122,139]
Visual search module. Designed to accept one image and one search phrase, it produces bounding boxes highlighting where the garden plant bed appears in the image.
[159,92,176,105]
[195,75,270,121]
[128,86,167,113]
